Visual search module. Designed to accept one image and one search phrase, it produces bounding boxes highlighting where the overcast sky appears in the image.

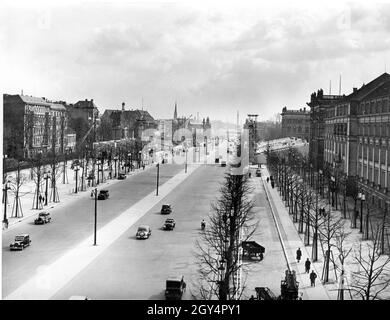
[1,0,390,124]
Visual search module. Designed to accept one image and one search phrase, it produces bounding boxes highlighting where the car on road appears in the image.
[256,169,261,177]
[118,173,127,180]
[136,225,152,239]
[165,276,186,300]
[163,218,176,230]
[221,161,227,167]
[34,212,51,225]
[97,189,109,200]
[10,234,31,251]
[161,204,172,214]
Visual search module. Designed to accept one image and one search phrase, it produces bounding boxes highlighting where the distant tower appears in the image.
[174,101,178,120]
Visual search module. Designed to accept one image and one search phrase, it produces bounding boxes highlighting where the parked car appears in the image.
[256,169,261,177]
[118,173,127,180]
[161,204,172,214]
[221,161,227,167]
[163,218,176,230]
[136,225,152,239]
[10,234,31,251]
[34,212,51,225]
[165,276,186,300]
[97,189,109,200]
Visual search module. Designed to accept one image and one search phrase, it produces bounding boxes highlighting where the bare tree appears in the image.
[28,152,45,210]
[194,173,256,300]
[350,223,390,300]
[8,159,28,218]
[318,206,344,283]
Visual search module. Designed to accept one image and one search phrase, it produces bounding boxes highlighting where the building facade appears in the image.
[281,107,310,141]
[3,94,69,158]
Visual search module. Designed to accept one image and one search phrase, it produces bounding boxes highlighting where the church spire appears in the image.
[174,101,178,120]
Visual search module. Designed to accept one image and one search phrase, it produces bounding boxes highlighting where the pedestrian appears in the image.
[296,248,302,263]
[266,177,269,183]
[39,194,43,204]
[305,258,311,273]
[310,270,317,287]
[271,181,275,188]
[91,190,94,197]
[143,164,145,170]
[249,295,255,300]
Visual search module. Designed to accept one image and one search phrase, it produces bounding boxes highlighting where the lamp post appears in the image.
[358,192,365,233]
[44,171,51,206]
[365,196,370,240]
[156,163,160,196]
[218,258,226,300]
[91,188,98,246]
[330,176,336,207]
[3,180,11,228]
[318,169,323,197]
[139,151,142,169]
[74,165,80,193]
[185,148,188,173]
[128,153,132,172]
[114,156,118,178]
[96,160,101,185]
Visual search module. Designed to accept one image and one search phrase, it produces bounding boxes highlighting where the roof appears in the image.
[74,99,98,109]
[50,103,66,111]
[347,72,390,101]
[19,95,51,106]
[166,276,183,281]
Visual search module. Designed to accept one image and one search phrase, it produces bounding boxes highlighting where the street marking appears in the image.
[5,165,201,300]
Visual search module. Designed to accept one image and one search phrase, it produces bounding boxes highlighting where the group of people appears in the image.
[266,176,275,188]
[296,248,317,287]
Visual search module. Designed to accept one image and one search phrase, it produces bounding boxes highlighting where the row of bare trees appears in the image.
[267,147,390,300]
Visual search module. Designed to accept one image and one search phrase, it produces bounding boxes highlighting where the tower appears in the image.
[174,101,178,120]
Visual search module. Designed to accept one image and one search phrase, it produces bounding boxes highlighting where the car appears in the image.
[163,218,176,230]
[165,276,186,300]
[221,161,227,167]
[118,173,127,180]
[256,169,261,177]
[10,234,31,251]
[97,189,109,200]
[161,204,172,214]
[34,212,51,225]
[136,225,152,239]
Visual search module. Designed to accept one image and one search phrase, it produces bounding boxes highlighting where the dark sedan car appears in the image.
[163,218,176,230]
[136,225,152,239]
[118,173,127,180]
[98,190,109,200]
[34,212,51,225]
[161,204,172,214]
[10,234,31,251]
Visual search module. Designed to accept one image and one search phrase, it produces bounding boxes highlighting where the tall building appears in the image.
[3,94,69,158]
[280,107,310,141]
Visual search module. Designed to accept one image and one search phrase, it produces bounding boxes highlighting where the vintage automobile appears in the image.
[97,189,109,200]
[165,276,186,300]
[256,169,262,177]
[10,234,31,251]
[118,173,127,180]
[163,218,176,230]
[136,225,152,239]
[160,204,172,215]
[34,211,51,225]
[221,161,227,167]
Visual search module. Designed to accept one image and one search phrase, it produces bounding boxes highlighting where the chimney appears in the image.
[122,102,125,111]
[85,99,88,101]
[91,99,93,103]
[353,87,358,93]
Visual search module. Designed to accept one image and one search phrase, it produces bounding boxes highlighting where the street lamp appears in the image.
[91,188,98,246]
[74,165,80,193]
[128,153,132,172]
[218,258,226,300]
[156,163,160,196]
[44,171,51,206]
[185,148,188,173]
[3,180,11,228]
[96,160,101,185]
[358,192,365,233]
[318,169,323,196]
[113,156,118,178]
[139,151,142,169]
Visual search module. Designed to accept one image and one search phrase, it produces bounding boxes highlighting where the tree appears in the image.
[194,174,256,300]
[69,117,89,145]
[97,117,113,141]
[350,223,390,300]
[8,159,28,218]
[47,150,61,202]
[318,206,344,283]
[28,152,45,210]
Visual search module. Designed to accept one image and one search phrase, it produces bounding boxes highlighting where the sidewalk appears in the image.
[3,162,155,231]
[260,166,332,300]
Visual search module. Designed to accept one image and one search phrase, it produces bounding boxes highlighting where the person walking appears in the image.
[305,258,311,273]
[296,248,302,263]
[310,270,317,287]
[266,177,269,183]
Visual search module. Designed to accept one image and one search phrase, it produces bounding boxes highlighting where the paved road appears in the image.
[2,163,184,296]
[51,163,228,299]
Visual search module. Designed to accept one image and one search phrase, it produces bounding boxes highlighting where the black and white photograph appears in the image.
[1,0,390,308]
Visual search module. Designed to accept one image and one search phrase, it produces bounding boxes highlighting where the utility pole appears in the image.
[156,163,160,196]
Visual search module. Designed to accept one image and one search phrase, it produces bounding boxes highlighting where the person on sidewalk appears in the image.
[266,177,269,183]
[296,248,302,263]
[305,258,311,273]
[310,270,317,287]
